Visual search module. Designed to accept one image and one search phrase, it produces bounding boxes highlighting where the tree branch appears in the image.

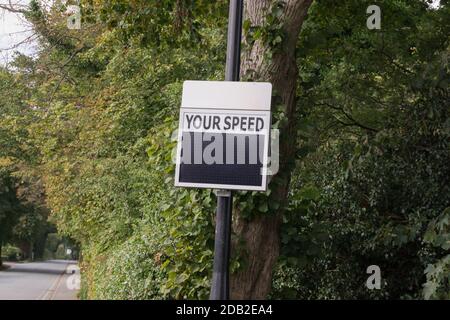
[0,1,27,14]
[316,101,380,133]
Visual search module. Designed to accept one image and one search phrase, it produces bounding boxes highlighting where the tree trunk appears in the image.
[19,242,30,261]
[29,242,34,261]
[230,0,313,299]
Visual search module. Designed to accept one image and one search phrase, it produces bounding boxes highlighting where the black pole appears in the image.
[210,190,233,300]
[210,0,243,301]
[225,0,244,82]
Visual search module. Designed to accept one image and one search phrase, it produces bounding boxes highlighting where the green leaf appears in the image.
[258,202,269,213]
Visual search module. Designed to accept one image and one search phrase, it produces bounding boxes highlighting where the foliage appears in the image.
[271,0,449,299]
[2,0,229,299]
[0,0,448,300]
[0,245,22,261]
[0,168,22,262]
[423,207,450,299]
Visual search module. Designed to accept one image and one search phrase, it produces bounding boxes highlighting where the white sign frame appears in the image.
[175,81,272,191]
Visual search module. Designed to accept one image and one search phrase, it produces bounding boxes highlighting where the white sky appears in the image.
[0,0,443,65]
[0,0,36,65]
[429,0,442,8]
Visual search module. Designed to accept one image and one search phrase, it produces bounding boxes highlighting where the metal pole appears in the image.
[210,0,243,301]
[225,0,244,82]
[210,190,232,300]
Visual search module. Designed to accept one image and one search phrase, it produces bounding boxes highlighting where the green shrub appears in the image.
[86,236,164,300]
[78,121,216,300]
[1,245,22,261]
[272,119,449,299]
[45,233,62,253]
[43,248,54,260]
[55,244,66,259]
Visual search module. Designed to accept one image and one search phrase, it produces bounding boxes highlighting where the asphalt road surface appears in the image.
[0,260,79,300]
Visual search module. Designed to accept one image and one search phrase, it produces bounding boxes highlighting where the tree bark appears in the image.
[230,0,313,299]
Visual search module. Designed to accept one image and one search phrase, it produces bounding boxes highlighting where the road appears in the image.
[0,260,79,300]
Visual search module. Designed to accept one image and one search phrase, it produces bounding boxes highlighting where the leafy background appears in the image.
[0,0,448,299]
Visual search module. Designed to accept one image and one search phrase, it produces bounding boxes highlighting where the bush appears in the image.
[75,121,216,300]
[272,113,450,299]
[55,244,67,260]
[1,245,22,261]
[45,233,62,253]
[84,236,164,300]
[43,248,54,260]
